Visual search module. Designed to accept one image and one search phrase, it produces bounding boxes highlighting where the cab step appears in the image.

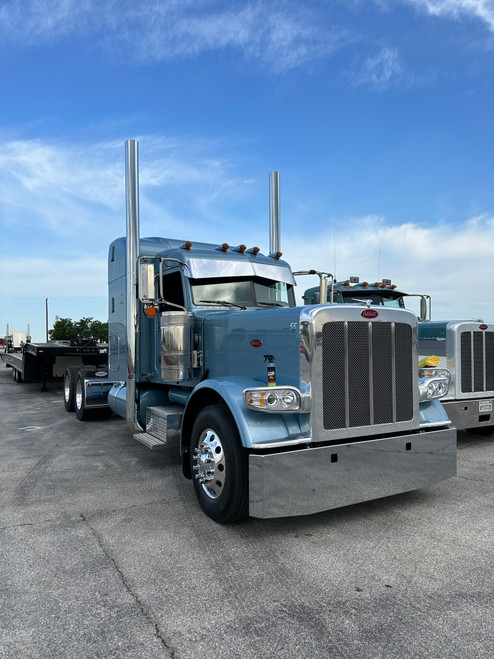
[133,431,168,450]
[133,405,183,450]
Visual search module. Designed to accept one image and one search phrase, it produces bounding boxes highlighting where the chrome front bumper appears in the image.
[248,427,457,519]
[441,399,493,431]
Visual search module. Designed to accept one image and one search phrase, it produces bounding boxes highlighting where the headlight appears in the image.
[243,386,302,413]
[419,376,449,401]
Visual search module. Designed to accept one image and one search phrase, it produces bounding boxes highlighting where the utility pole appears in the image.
[45,298,49,343]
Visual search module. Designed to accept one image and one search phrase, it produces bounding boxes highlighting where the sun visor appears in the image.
[183,258,296,285]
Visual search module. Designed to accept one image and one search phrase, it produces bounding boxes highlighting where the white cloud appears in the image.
[353,47,403,89]
[0,134,253,243]
[282,213,494,321]
[0,0,345,72]
[404,0,494,32]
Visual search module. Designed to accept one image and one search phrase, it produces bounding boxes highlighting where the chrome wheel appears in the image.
[75,379,83,411]
[64,375,71,403]
[192,428,226,500]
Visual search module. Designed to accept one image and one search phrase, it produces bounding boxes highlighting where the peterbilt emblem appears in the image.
[480,324,488,330]
[361,309,378,319]
[250,339,263,348]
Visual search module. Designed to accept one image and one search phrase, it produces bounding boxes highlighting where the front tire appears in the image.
[190,404,248,524]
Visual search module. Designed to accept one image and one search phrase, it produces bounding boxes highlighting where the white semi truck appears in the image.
[3,327,30,353]
[303,277,493,435]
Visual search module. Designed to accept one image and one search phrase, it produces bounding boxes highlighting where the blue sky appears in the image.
[1,0,494,341]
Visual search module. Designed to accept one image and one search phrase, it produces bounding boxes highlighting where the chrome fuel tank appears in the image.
[160,311,193,382]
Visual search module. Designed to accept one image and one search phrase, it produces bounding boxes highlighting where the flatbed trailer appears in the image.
[1,341,107,391]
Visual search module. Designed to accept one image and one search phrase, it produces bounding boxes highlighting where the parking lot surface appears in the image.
[1,364,493,658]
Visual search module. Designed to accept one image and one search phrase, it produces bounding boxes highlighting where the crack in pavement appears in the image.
[80,513,177,659]
[0,497,169,531]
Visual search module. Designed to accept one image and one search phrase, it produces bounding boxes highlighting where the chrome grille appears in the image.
[460,331,494,394]
[322,321,414,430]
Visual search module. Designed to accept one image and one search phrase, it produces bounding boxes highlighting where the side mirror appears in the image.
[139,262,155,303]
[419,297,427,322]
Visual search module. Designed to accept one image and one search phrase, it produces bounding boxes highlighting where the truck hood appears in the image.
[200,306,302,386]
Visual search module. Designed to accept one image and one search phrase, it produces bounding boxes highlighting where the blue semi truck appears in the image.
[63,141,456,523]
[303,277,494,436]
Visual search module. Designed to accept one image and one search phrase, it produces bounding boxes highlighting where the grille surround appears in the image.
[459,329,494,395]
[300,306,419,443]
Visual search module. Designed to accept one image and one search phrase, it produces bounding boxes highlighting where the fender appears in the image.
[419,399,452,428]
[183,376,311,450]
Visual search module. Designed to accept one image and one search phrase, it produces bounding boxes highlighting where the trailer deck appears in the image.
[1,341,107,390]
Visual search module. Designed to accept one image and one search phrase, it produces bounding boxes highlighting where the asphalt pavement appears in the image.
[1,364,493,659]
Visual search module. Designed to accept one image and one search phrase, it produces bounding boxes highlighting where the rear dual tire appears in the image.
[68,368,112,421]
[64,366,80,412]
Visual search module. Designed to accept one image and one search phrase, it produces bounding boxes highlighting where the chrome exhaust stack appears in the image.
[125,139,143,432]
[269,171,280,255]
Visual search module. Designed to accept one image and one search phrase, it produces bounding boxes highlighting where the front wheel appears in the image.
[190,404,248,524]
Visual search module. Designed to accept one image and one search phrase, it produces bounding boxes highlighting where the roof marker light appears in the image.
[215,243,229,252]
[231,244,247,253]
[247,246,261,255]
[181,241,192,250]
[363,281,369,287]
[269,251,283,259]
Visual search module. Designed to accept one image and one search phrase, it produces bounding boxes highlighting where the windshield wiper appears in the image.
[257,301,284,307]
[199,300,247,310]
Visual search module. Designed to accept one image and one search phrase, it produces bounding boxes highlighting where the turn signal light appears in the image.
[145,306,157,317]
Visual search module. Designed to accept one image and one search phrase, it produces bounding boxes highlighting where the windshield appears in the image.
[191,276,296,308]
[339,292,405,308]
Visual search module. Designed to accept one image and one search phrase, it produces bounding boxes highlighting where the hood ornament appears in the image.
[352,298,373,309]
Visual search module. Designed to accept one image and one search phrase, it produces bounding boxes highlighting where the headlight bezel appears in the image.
[419,375,450,401]
[243,386,307,413]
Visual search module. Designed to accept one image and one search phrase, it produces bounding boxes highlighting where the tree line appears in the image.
[49,317,108,342]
